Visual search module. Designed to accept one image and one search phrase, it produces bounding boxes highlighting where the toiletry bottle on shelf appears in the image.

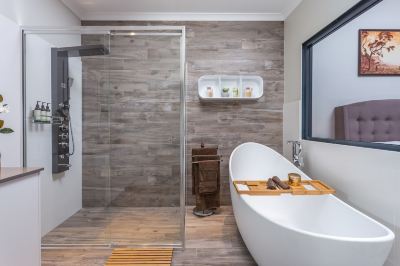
[40,102,46,122]
[207,87,213,98]
[33,101,41,122]
[245,87,253,97]
[233,88,239,97]
[46,103,51,123]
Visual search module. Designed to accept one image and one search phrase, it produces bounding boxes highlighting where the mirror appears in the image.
[302,0,400,152]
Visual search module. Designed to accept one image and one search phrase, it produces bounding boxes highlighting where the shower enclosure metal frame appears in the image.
[21,26,187,248]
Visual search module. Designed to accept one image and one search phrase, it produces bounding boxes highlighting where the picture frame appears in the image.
[359,29,400,76]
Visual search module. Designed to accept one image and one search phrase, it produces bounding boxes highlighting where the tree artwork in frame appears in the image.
[359,29,400,76]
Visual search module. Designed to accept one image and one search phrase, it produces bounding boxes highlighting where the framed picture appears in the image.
[359,29,400,76]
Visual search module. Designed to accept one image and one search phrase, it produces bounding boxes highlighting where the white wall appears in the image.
[312,0,400,138]
[282,0,358,157]
[25,34,83,235]
[0,0,79,166]
[0,0,81,235]
[0,15,22,166]
[0,0,78,26]
[284,0,400,265]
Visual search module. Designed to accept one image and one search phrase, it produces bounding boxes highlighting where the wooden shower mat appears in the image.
[233,180,335,196]
[105,248,173,266]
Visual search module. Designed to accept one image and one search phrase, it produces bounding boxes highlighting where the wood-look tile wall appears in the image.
[82,21,284,206]
[82,34,181,207]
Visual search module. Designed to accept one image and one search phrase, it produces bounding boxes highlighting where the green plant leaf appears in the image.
[0,128,14,134]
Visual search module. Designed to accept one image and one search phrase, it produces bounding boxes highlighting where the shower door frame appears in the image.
[22,26,187,249]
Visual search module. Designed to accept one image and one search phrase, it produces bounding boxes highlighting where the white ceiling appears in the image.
[61,0,303,21]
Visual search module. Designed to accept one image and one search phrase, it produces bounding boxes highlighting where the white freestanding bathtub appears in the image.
[229,142,394,266]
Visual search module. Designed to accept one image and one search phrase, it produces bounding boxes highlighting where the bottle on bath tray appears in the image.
[33,101,41,122]
[288,173,301,187]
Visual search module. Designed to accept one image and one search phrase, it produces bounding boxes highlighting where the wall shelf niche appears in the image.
[198,75,263,101]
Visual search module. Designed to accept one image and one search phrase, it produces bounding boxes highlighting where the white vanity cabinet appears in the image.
[0,168,43,266]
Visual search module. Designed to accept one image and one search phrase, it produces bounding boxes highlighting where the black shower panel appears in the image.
[51,48,70,173]
[51,45,109,174]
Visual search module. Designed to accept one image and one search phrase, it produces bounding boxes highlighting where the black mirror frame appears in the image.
[301,0,400,152]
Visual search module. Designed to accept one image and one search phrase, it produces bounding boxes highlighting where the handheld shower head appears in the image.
[68,77,74,88]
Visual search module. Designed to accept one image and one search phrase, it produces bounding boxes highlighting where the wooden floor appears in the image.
[42,207,181,246]
[42,206,256,266]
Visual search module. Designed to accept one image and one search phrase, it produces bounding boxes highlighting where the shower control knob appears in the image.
[59,142,69,148]
[59,124,68,132]
[59,133,69,140]
[60,83,67,89]
[59,153,70,159]
[59,102,70,109]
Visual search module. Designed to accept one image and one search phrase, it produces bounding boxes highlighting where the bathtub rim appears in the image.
[229,142,395,244]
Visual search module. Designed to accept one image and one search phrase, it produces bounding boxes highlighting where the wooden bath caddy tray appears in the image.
[233,180,335,196]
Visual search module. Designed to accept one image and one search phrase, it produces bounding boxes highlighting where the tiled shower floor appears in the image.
[42,207,182,246]
[42,206,256,265]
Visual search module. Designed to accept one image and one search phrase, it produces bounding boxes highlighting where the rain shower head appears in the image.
[56,45,110,58]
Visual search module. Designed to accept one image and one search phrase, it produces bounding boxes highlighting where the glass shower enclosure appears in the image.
[22,26,186,248]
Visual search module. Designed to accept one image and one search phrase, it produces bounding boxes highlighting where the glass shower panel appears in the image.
[24,27,185,248]
[104,32,183,246]
[24,32,112,246]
